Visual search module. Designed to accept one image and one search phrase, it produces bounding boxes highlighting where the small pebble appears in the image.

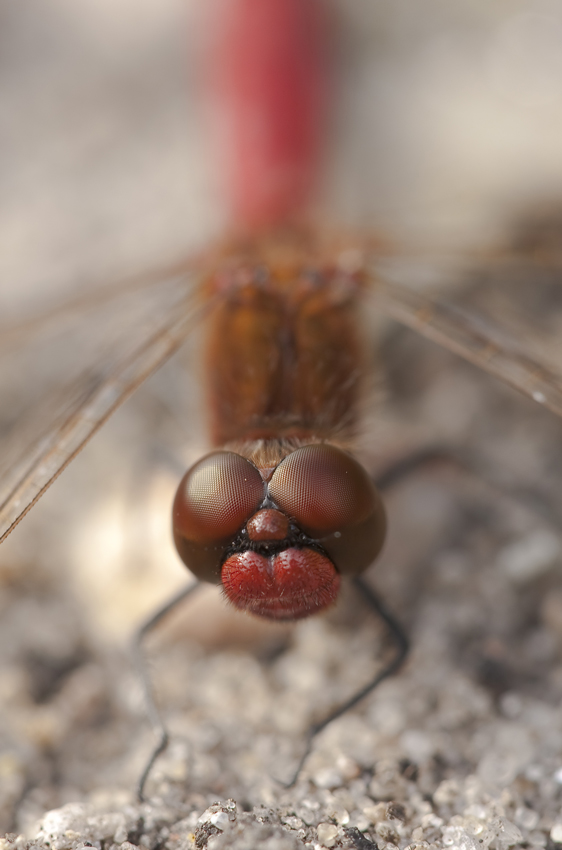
[313,768,343,790]
[210,811,230,829]
[550,824,562,844]
[316,823,339,848]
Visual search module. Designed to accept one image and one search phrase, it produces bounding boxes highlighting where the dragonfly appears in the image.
[3,0,562,550]
[2,0,562,802]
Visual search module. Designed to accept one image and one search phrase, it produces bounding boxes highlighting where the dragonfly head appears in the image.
[172,444,386,621]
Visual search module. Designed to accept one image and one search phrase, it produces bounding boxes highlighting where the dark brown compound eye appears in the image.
[268,444,386,576]
[173,451,265,583]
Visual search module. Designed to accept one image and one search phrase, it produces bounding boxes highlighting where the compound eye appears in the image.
[173,451,265,583]
[269,445,373,535]
[268,444,386,575]
[174,451,265,542]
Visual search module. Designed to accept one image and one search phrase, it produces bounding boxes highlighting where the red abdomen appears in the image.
[209,0,332,229]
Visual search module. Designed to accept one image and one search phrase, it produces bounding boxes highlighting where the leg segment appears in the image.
[132,581,200,802]
[375,443,560,526]
[281,576,409,787]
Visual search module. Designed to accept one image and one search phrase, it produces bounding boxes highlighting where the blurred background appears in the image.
[2,0,562,839]
[3,0,562,318]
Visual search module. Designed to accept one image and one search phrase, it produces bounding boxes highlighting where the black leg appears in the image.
[374,443,561,527]
[280,576,409,787]
[132,580,200,802]
[374,444,456,492]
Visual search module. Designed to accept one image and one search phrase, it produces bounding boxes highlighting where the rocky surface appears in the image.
[2,3,562,849]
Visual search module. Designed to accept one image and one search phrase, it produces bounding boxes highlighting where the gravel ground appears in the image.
[2,3,562,849]
[2,272,562,849]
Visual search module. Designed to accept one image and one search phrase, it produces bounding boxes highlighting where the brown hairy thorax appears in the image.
[200,227,373,447]
[222,436,332,478]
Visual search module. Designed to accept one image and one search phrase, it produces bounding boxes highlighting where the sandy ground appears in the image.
[2,2,562,849]
[2,282,562,849]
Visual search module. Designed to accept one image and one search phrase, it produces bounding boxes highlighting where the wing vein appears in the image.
[372,273,562,419]
[0,297,208,543]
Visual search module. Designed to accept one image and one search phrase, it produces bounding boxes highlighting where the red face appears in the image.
[172,444,386,621]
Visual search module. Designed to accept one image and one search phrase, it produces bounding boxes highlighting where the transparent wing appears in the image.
[0,262,206,543]
[3,240,562,549]
[369,254,562,419]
